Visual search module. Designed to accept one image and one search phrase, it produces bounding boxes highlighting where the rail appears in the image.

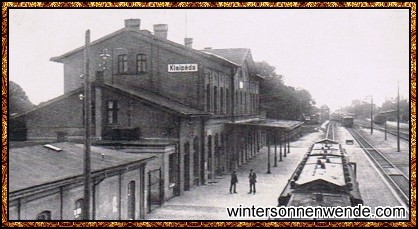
[346,128,409,208]
[325,121,336,140]
[355,122,409,141]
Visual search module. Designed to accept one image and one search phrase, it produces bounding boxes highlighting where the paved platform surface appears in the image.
[335,126,408,220]
[355,126,410,177]
[145,123,409,221]
[145,130,324,220]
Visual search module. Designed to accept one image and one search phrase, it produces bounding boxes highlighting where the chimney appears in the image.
[184,38,193,48]
[153,24,168,39]
[125,19,141,30]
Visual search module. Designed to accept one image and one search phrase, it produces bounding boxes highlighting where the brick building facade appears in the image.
[10,19,303,219]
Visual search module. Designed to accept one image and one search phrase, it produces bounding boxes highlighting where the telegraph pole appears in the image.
[370,97,373,135]
[397,81,400,152]
[83,29,92,220]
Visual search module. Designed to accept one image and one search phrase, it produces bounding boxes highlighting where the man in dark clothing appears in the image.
[248,169,257,194]
[230,170,238,194]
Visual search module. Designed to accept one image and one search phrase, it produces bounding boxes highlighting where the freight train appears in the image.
[278,139,363,209]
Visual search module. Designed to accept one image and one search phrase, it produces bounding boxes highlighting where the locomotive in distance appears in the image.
[278,139,363,208]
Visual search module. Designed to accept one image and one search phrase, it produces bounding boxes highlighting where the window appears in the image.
[255,94,259,113]
[127,181,136,220]
[136,54,147,73]
[206,84,211,112]
[91,102,96,123]
[74,199,84,220]
[213,86,218,114]
[244,92,247,114]
[118,54,128,73]
[220,87,224,114]
[240,91,243,114]
[36,211,51,220]
[226,89,230,115]
[235,90,239,114]
[169,153,178,185]
[107,100,118,124]
[207,135,212,170]
[193,137,199,178]
[251,94,254,114]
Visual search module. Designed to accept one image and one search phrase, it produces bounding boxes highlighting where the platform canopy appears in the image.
[227,118,304,132]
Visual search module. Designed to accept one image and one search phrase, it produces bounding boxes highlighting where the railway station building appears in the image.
[9,19,303,219]
[9,142,155,220]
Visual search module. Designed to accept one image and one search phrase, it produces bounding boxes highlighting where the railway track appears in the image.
[325,120,336,140]
[346,127,410,207]
[374,125,409,141]
[356,123,409,141]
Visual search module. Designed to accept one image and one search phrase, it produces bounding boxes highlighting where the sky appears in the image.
[9,8,410,112]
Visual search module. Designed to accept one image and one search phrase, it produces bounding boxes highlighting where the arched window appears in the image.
[193,137,199,179]
[127,181,136,220]
[220,87,224,114]
[36,211,51,220]
[213,86,218,114]
[207,135,212,170]
[74,198,84,220]
[235,90,239,114]
[206,84,211,112]
[240,91,243,114]
[226,89,230,115]
[244,92,247,114]
[184,142,191,191]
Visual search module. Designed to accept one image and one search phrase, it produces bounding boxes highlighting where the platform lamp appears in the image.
[267,129,271,174]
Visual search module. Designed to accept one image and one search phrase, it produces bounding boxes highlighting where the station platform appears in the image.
[144,124,409,221]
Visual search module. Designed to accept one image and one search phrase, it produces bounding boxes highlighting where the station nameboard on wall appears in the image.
[168,64,198,72]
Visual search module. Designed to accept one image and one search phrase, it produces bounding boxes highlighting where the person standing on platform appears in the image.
[248,169,257,194]
[230,170,238,194]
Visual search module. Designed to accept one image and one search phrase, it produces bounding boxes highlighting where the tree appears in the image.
[9,81,34,115]
[255,61,283,81]
[257,61,315,120]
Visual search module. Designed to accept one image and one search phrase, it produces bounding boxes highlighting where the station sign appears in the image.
[168,64,198,73]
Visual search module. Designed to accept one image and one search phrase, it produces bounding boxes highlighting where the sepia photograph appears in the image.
[5,4,414,226]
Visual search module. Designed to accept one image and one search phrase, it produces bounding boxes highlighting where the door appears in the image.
[184,142,190,191]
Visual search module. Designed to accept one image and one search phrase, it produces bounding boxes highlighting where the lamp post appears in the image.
[83,29,92,220]
[397,81,400,152]
[384,114,387,140]
[279,133,283,162]
[267,130,271,174]
[274,131,277,167]
[370,96,373,135]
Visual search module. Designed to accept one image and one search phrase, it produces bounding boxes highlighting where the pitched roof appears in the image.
[11,88,83,119]
[11,83,208,119]
[202,48,250,66]
[102,83,208,117]
[50,27,237,68]
[9,142,155,192]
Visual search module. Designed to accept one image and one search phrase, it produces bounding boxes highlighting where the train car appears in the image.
[373,114,386,125]
[278,139,363,209]
[330,113,342,122]
[342,115,354,128]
